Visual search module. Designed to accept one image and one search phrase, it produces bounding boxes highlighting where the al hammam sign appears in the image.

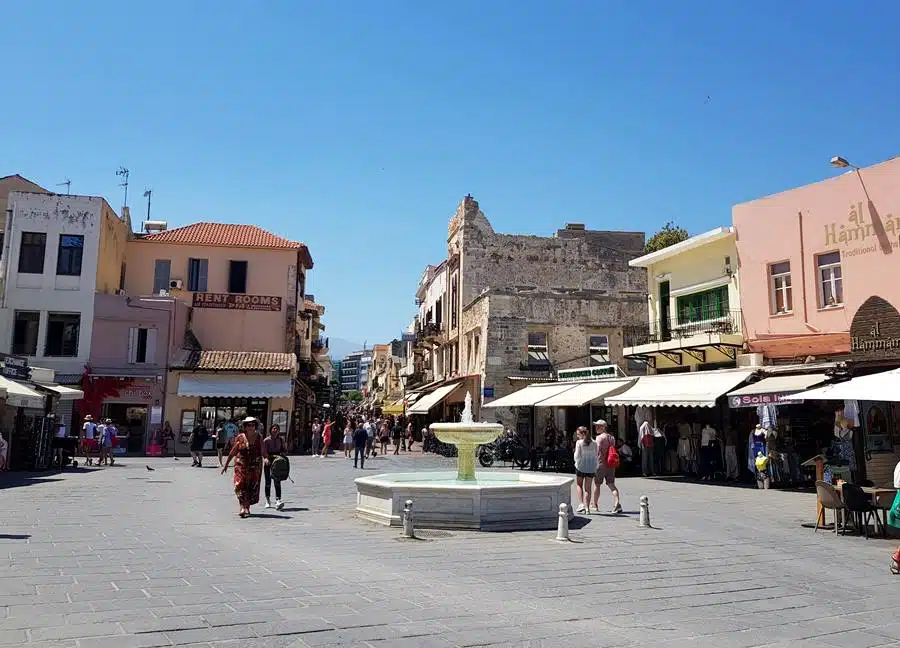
[850,296,900,362]
[825,201,900,258]
[192,292,283,312]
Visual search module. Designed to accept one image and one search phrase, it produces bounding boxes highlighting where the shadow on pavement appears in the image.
[0,469,82,490]
[0,534,30,540]
[249,513,291,520]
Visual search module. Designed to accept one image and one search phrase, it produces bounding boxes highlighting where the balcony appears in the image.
[312,337,328,354]
[623,309,743,369]
[416,321,445,344]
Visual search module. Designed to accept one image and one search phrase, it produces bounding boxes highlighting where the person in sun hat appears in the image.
[81,415,98,466]
[221,416,267,518]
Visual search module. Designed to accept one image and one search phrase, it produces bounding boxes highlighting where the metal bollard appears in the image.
[401,499,415,538]
[555,503,570,541]
[639,495,651,528]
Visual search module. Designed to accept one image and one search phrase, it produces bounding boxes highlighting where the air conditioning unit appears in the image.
[169,279,184,290]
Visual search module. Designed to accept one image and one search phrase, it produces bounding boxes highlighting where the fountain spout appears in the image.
[461,392,473,424]
[429,392,503,481]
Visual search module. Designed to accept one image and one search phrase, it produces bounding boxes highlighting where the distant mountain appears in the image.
[327,337,364,361]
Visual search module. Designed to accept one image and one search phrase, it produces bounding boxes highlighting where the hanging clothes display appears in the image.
[748,425,767,472]
[842,400,860,428]
[757,404,778,431]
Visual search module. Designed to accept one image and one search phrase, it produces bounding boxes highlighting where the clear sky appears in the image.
[3,2,899,346]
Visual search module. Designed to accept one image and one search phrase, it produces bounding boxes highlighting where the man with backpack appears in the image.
[592,419,622,514]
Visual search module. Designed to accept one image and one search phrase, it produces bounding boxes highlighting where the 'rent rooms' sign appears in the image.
[192,292,283,312]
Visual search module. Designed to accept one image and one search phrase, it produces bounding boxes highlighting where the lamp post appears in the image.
[830,156,860,171]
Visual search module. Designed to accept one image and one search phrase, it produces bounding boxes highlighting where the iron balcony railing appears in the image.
[623,309,743,348]
[416,321,444,342]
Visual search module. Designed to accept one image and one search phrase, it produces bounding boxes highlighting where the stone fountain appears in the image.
[354,392,573,531]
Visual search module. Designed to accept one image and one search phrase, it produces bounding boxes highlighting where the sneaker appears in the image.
[275,500,284,510]
[613,504,623,514]
[576,504,586,514]
[265,500,272,509]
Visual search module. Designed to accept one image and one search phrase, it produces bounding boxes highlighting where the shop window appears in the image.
[153,259,171,293]
[589,335,609,366]
[56,234,84,276]
[44,313,80,357]
[769,261,792,314]
[228,260,248,294]
[272,410,288,432]
[128,327,158,364]
[816,251,843,307]
[527,332,550,369]
[676,286,729,323]
[187,258,209,292]
[179,410,196,443]
[18,231,46,274]
[12,310,40,356]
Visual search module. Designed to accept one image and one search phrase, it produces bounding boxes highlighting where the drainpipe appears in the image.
[1,204,15,309]
[797,211,821,333]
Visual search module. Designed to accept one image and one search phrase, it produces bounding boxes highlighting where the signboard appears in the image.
[401,332,416,343]
[850,296,900,363]
[483,386,494,398]
[729,393,801,409]
[557,364,617,382]
[0,354,30,381]
[192,292,283,312]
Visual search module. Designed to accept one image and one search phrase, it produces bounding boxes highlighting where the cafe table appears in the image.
[838,484,898,538]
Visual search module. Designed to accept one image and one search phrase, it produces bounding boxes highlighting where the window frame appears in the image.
[11,310,40,356]
[768,261,793,315]
[187,257,209,292]
[228,260,248,294]
[676,286,729,324]
[18,231,47,274]
[527,331,550,368]
[816,251,843,308]
[56,234,85,276]
[44,312,81,357]
[589,334,610,366]
[153,259,171,294]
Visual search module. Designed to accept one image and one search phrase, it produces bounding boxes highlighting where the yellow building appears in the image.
[622,227,743,373]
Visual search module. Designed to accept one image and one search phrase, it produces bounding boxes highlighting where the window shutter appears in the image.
[128,327,137,364]
[153,260,171,293]
[198,259,208,292]
[146,328,158,365]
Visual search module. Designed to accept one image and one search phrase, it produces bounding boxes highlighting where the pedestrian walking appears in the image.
[104,419,117,465]
[81,415,97,466]
[591,419,623,514]
[321,417,332,457]
[311,418,321,456]
[638,418,654,477]
[95,419,111,466]
[221,417,266,518]
[342,421,353,458]
[215,423,228,467]
[190,421,209,467]
[353,421,368,468]
[263,424,286,510]
[379,419,390,455]
[364,418,375,457]
[573,426,597,514]
[392,418,403,455]
[406,420,415,452]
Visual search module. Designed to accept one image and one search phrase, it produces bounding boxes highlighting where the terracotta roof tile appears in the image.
[172,350,295,372]
[140,223,313,266]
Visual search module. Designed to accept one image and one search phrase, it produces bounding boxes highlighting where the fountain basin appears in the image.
[354,471,574,531]
[430,422,504,446]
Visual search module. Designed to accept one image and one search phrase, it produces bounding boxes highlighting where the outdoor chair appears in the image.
[842,483,884,539]
[815,481,847,535]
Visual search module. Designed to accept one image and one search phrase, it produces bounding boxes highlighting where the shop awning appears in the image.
[534,379,636,408]
[407,382,461,415]
[482,382,577,408]
[177,374,292,398]
[0,377,44,409]
[604,369,755,408]
[785,368,900,402]
[35,383,84,401]
[382,399,404,415]
[726,373,827,408]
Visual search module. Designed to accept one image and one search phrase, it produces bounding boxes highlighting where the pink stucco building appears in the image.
[734,156,900,485]
[125,223,313,450]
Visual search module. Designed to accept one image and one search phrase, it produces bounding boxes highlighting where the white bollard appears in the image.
[639,495,651,528]
[402,499,415,538]
[555,503,570,541]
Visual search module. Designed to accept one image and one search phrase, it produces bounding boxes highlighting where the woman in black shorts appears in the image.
[573,426,598,515]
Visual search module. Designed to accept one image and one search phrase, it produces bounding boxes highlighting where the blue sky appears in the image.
[3,2,899,347]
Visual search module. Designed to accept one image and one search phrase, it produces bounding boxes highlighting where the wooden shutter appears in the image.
[153,260,171,293]
[128,327,138,363]
[198,259,208,292]
[146,328,158,365]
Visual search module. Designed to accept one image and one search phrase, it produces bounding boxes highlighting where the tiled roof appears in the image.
[140,223,313,266]
[172,350,295,372]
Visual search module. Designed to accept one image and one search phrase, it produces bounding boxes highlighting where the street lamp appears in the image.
[830,156,860,171]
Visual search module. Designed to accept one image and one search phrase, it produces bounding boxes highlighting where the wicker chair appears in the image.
[815,481,847,535]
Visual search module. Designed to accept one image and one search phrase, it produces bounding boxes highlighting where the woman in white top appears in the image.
[573,426,598,515]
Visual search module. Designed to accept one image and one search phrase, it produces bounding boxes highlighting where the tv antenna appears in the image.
[116,167,130,207]
[143,188,152,221]
[56,179,71,195]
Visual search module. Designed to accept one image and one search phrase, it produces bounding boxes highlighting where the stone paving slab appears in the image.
[3,453,900,647]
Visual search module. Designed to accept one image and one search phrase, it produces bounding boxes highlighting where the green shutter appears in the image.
[676,286,729,323]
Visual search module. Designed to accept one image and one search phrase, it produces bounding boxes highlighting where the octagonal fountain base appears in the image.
[354,471,574,531]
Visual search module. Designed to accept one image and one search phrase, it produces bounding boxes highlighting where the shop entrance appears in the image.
[102,403,148,454]
[199,398,269,449]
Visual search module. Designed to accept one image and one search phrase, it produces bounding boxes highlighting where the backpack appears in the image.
[641,432,654,449]
[270,454,290,481]
[606,442,621,470]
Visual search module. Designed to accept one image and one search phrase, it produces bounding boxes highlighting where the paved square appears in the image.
[2,453,899,647]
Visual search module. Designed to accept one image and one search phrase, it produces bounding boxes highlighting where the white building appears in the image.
[0,192,131,377]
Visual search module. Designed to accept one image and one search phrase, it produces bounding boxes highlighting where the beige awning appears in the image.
[0,377,44,409]
[605,369,754,408]
[727,373,827,407]
[482,382,577,408]
[407,382,461,415]
[535,379,636,407]
[36,383,85,401]
[786,368,900,402]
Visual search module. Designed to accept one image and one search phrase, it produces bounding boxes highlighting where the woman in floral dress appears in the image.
[221,417,267,518]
